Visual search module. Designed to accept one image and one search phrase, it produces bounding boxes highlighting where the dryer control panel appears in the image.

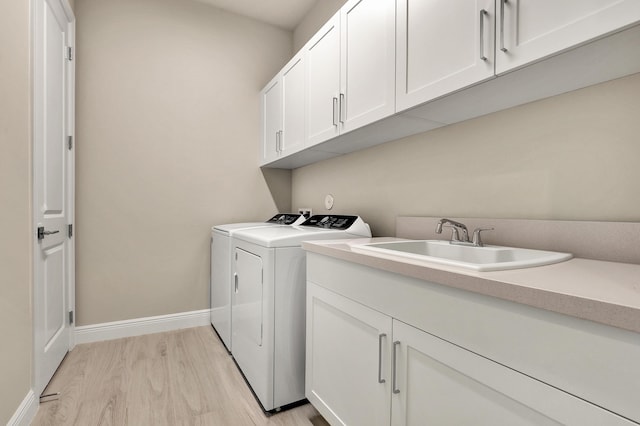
[301,215,358,230]
[266,213,303,225]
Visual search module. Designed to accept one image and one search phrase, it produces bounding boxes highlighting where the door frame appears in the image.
[31,0,75,396]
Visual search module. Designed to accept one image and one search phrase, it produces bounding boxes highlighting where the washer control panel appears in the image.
[301,215,358,230]
[266,213,303,225]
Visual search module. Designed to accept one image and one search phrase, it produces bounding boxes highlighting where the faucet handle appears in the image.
[472,227,494,247]
[442,224,462,242]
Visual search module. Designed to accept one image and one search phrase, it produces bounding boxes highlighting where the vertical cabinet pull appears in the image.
[392,340,400,394]
[479,9,488,61]
[234,273,238,293]
[500,0,508,52]
[276,130,283,153]
[339,93,345,124]
[332,97,338,126]
[378,333,386,383]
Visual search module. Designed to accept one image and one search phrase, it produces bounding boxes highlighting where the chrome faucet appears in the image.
[435,218,493,247]
[435,218,470,243]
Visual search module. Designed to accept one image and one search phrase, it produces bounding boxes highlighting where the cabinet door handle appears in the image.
[332,97,338,126]
[378,333,386,384]
[339,93,345,124]
[500,0,508,52]
[479,9,488,61]
[275,131,280,152]
[392,340,400,394]
[234,273,238,293]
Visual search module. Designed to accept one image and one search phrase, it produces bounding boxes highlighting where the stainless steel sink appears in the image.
[350,240,572,271]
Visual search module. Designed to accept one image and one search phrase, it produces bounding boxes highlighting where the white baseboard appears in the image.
[74,309,211,345]
[8,390,38,426]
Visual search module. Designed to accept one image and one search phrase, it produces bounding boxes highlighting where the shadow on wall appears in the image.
[261,168,293,213]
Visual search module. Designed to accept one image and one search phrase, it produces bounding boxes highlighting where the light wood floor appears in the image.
[32,326,330,425]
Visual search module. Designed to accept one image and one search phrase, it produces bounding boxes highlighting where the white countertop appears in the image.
[302,237,640,334]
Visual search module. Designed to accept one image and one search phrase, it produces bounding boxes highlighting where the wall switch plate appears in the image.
[298,208,312,219]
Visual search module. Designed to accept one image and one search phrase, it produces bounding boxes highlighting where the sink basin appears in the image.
[350,240,572,271]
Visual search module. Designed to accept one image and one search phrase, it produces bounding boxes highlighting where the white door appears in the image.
[396,0,496,112]
[496,0,640,74]
[281,53,306,155]
[340,0,396,133]
[306,283,392,426]
[33,0,75,396]
[390,320,633,425]
[232,247,274,408]
[260,75,282,164]
[306,13,341,146]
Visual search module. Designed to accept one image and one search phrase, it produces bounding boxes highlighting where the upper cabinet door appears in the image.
[281,53,306,155]
[306,13,341,146]
[396,0,496,112]
[496,0,640,74]
[340,0,396,134]
[260,75,282,165]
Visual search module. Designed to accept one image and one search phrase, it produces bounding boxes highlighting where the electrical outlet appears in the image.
[298,208,312,219]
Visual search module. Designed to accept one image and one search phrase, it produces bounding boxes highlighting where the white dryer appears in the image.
[210,213,305,351]
[230,215,371,411]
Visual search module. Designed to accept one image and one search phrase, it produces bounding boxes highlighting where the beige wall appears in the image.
[0,0,32,423]
[293,0,346,52]
[75,0,293,325]
[292,73,640,236]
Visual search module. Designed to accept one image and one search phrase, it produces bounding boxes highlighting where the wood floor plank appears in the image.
[32,326,330,426]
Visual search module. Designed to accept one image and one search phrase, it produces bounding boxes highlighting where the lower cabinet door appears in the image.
[306,282,392,426]
[391,320,635,426]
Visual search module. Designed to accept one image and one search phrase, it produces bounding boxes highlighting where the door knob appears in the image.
[37,226,59,240]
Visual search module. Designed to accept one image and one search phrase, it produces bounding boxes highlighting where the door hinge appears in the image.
[68,224,73,238]
[66,46,73,61]
[68,135,73,150]
[68,310,74,325]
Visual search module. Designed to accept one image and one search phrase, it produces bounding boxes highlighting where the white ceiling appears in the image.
[193,0,318,31]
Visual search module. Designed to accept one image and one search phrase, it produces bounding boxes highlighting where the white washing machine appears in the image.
[230,215,371,411]
[210,213,306,352]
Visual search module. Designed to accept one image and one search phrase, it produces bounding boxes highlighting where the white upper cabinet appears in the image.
[261,0,640,168]
[305,0,396,146]
[260,52,305,165]
[260,75,281,165]
[306,13,341,146]
[496,0,640,74]
[396,0,496,112]
[281,54,306,155]
[340,0,396,133]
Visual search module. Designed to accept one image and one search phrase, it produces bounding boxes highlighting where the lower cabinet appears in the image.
[306,279,637,426]
[306,283,392,426]
[391,320,632,426]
